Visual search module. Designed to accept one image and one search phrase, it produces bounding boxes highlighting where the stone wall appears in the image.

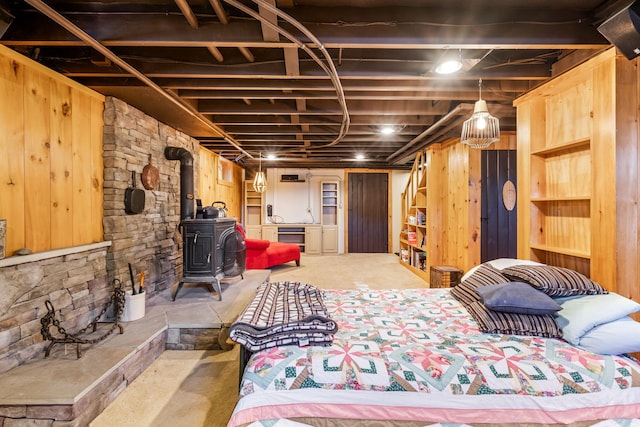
[103,97,200,296]
[0,244,111,374]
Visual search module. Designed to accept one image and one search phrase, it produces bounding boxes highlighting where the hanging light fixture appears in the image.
[460,79,500,148]
[252,152,267,193]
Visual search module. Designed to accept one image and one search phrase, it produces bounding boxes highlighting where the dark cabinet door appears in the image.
[184,227,214,275]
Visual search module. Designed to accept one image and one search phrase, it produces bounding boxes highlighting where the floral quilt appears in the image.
[228,289,640,426]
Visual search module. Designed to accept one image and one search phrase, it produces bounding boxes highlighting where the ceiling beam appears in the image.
[3,11,609,50]
[174,0,199,28]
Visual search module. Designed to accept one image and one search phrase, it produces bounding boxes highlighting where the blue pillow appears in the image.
[475,281,562,315]
[578,316,640,355]
[555,293,640,345]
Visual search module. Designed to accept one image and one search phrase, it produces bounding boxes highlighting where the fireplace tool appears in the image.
[40,279,126,358]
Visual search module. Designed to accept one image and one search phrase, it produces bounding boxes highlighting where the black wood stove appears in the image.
[172,218,238,301]
[165,146,246,301]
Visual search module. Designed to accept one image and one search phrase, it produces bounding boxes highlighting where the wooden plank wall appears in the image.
[198,146,243,220]
[0,46,104,256]
[435,139,482,272]
[614,54,640,308]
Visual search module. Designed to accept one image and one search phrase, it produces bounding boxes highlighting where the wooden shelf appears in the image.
[244,181,264,239]
[530,196,590,202]
[531,137,590,158]
[529,244,590,259]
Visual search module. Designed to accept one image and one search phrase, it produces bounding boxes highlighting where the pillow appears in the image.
[501,265,607,297]
[464,301,562,338]
[475,282,562,315]
[578,316,640,355]
[460,259,544,283]
[450,264,510,306]
[555,292,640,345]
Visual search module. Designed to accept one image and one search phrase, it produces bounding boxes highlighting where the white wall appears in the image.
[391,170,410,254]
[263,168,410,254]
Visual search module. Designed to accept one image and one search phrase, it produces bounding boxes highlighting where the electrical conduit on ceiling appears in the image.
[386,103,474,165]
[222,0,350,153]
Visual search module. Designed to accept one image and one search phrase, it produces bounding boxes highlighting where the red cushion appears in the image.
[245,239,270,250]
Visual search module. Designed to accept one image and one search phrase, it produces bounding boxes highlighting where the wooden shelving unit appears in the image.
[321,181,339,254]
[243,181,264,239]
[514,47,639,299]
[399,150,430,280]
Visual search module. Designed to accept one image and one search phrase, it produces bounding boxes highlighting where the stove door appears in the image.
[184,227,215,276]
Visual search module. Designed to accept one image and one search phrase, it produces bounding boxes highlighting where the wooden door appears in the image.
[481,150,517,261]
[347,172,389,253]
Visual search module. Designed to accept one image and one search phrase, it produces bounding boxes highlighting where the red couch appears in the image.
[236,225,301,270]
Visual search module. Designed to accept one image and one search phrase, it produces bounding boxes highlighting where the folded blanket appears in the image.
[230,281,337,351]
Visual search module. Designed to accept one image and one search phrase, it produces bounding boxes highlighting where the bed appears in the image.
[228,261,640,426]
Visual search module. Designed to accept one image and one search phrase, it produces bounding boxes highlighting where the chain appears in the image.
[40,279,126,358]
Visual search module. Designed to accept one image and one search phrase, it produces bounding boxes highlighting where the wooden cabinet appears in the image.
[514,47,639,299]
[322,226,338,254]
[261,225,278,242]
[321,181,339,254]
[305,225,322,255]
[243,181,263,239]
[261,224,320,254]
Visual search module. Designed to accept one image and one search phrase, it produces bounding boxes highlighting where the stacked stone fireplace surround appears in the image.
[0,97,231,425]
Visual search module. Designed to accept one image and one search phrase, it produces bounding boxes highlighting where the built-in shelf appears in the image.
[530,196,591,202]
[529,244,591,259]
[244,181,264,239]
[531,137,590,158]
[320,181,339,254]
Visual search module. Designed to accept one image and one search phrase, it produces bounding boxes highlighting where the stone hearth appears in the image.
[0,270,267,426]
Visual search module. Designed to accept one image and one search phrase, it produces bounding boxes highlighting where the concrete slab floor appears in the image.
[90,253,427,426]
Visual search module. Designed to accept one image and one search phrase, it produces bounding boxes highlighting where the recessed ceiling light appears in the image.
[380,126,395,135]
[435,59,463,75]
[266,153,277,160]
[355,153,365,160]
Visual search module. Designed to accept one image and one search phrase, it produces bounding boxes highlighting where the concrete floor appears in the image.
[90,253,428,427]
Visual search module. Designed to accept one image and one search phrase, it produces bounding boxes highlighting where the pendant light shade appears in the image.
[461,79,500,148]
[252,152,267,193]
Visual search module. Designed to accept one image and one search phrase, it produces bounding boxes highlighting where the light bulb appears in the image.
[435,59,463,75]
[477,117,487,130]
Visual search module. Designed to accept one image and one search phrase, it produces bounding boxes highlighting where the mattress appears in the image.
[228,288,640,426]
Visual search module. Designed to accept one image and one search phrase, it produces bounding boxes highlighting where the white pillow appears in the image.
[578,316,640,355]
[461,258,544,283]
[556,293,640,345]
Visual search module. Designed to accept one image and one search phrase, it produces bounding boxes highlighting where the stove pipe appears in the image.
[164,146,195,220]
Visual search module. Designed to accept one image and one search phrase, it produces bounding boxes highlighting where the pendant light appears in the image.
[252,152,267,193]
[460,79,500,148]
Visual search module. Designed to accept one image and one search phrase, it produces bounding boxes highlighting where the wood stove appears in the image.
[165,146,246,301]
[172,217,239,301]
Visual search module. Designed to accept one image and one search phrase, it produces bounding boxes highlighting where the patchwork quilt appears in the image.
[229,288,640,426]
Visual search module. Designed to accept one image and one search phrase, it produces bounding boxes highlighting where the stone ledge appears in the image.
[0,269,268,426]
[0,242,112,268]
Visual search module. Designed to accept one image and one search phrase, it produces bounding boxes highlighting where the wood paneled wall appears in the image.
[0,46,104,256]
[199,146,243,219]
[431,138,482,271]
